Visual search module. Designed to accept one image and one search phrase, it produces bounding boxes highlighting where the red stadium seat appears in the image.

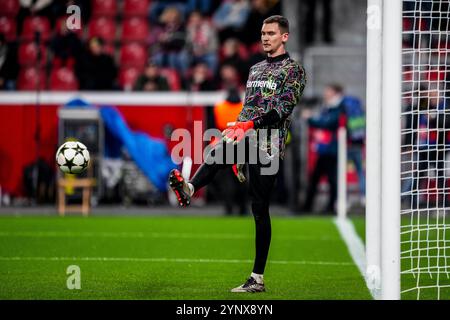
[88,17,116,43]
[92,0,117,17]
[18,42,47,66]
[52,56,77,69]
[21,16,51,42]
[17,67,46,90]
[403,66,413,82]
[403,18,413,31]
[403,17,427,32]
[123,0,150,17]
[119,42,147,68]
[0,16,16,41]
[118,66,143,90]
[121,17,149,43]
[0,0,20,16]
[159,68,180,91]
[426,68,446,82]
[49,66,79,91]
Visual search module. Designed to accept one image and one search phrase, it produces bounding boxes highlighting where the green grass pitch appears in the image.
[0,215,372,300]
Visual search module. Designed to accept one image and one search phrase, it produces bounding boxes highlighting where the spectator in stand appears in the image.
[50,20,82,68]
[184,62,216,91]
[243,0,281,44]
[0,34,19,90]
[211,86,249,215]
[303,0,333,44]
[414,1,449,33]
[220,38,248,82]
[340,92,366,206]
[151,6,190,76]
[134,62,170,91]
[212,0,250,42]
[149,0,188,23]
[218,64,242,90]
[186,0,217,16]
[186,10,219,74]
[75,37,118,90]
[404,87,450,208]
[301,84,345,214]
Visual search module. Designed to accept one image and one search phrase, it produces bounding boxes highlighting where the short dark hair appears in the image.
[263,15,289,34]
[327,83,344,94]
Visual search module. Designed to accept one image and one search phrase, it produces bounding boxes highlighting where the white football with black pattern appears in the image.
[56,141,90,174]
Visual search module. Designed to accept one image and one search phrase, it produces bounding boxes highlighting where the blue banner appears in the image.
[100,106,176,192]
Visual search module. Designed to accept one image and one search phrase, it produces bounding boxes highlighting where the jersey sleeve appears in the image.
[273,63,306,120]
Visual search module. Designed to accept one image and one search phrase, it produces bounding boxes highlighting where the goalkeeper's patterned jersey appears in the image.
[238,52,306,159]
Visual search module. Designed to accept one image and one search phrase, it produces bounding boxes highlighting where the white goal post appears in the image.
[366,0,402,300]
[367,0,450,300]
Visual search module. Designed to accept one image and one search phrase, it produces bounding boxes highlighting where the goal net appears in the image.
[400,0,450,299]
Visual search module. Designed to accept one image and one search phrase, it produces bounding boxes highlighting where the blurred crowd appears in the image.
[3,0,449,213]
[401,0,450,209]
[0,0,281,92]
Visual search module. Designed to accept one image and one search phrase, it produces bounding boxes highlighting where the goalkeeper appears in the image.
[169,15,306,293]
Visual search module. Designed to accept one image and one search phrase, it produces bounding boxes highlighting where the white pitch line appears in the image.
[0,231,337,241]
[333,218,375,299]
[333,218,367,275]
[0,256,354,266]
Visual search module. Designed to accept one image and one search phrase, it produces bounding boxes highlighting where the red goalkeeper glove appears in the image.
[222,121,254,144]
